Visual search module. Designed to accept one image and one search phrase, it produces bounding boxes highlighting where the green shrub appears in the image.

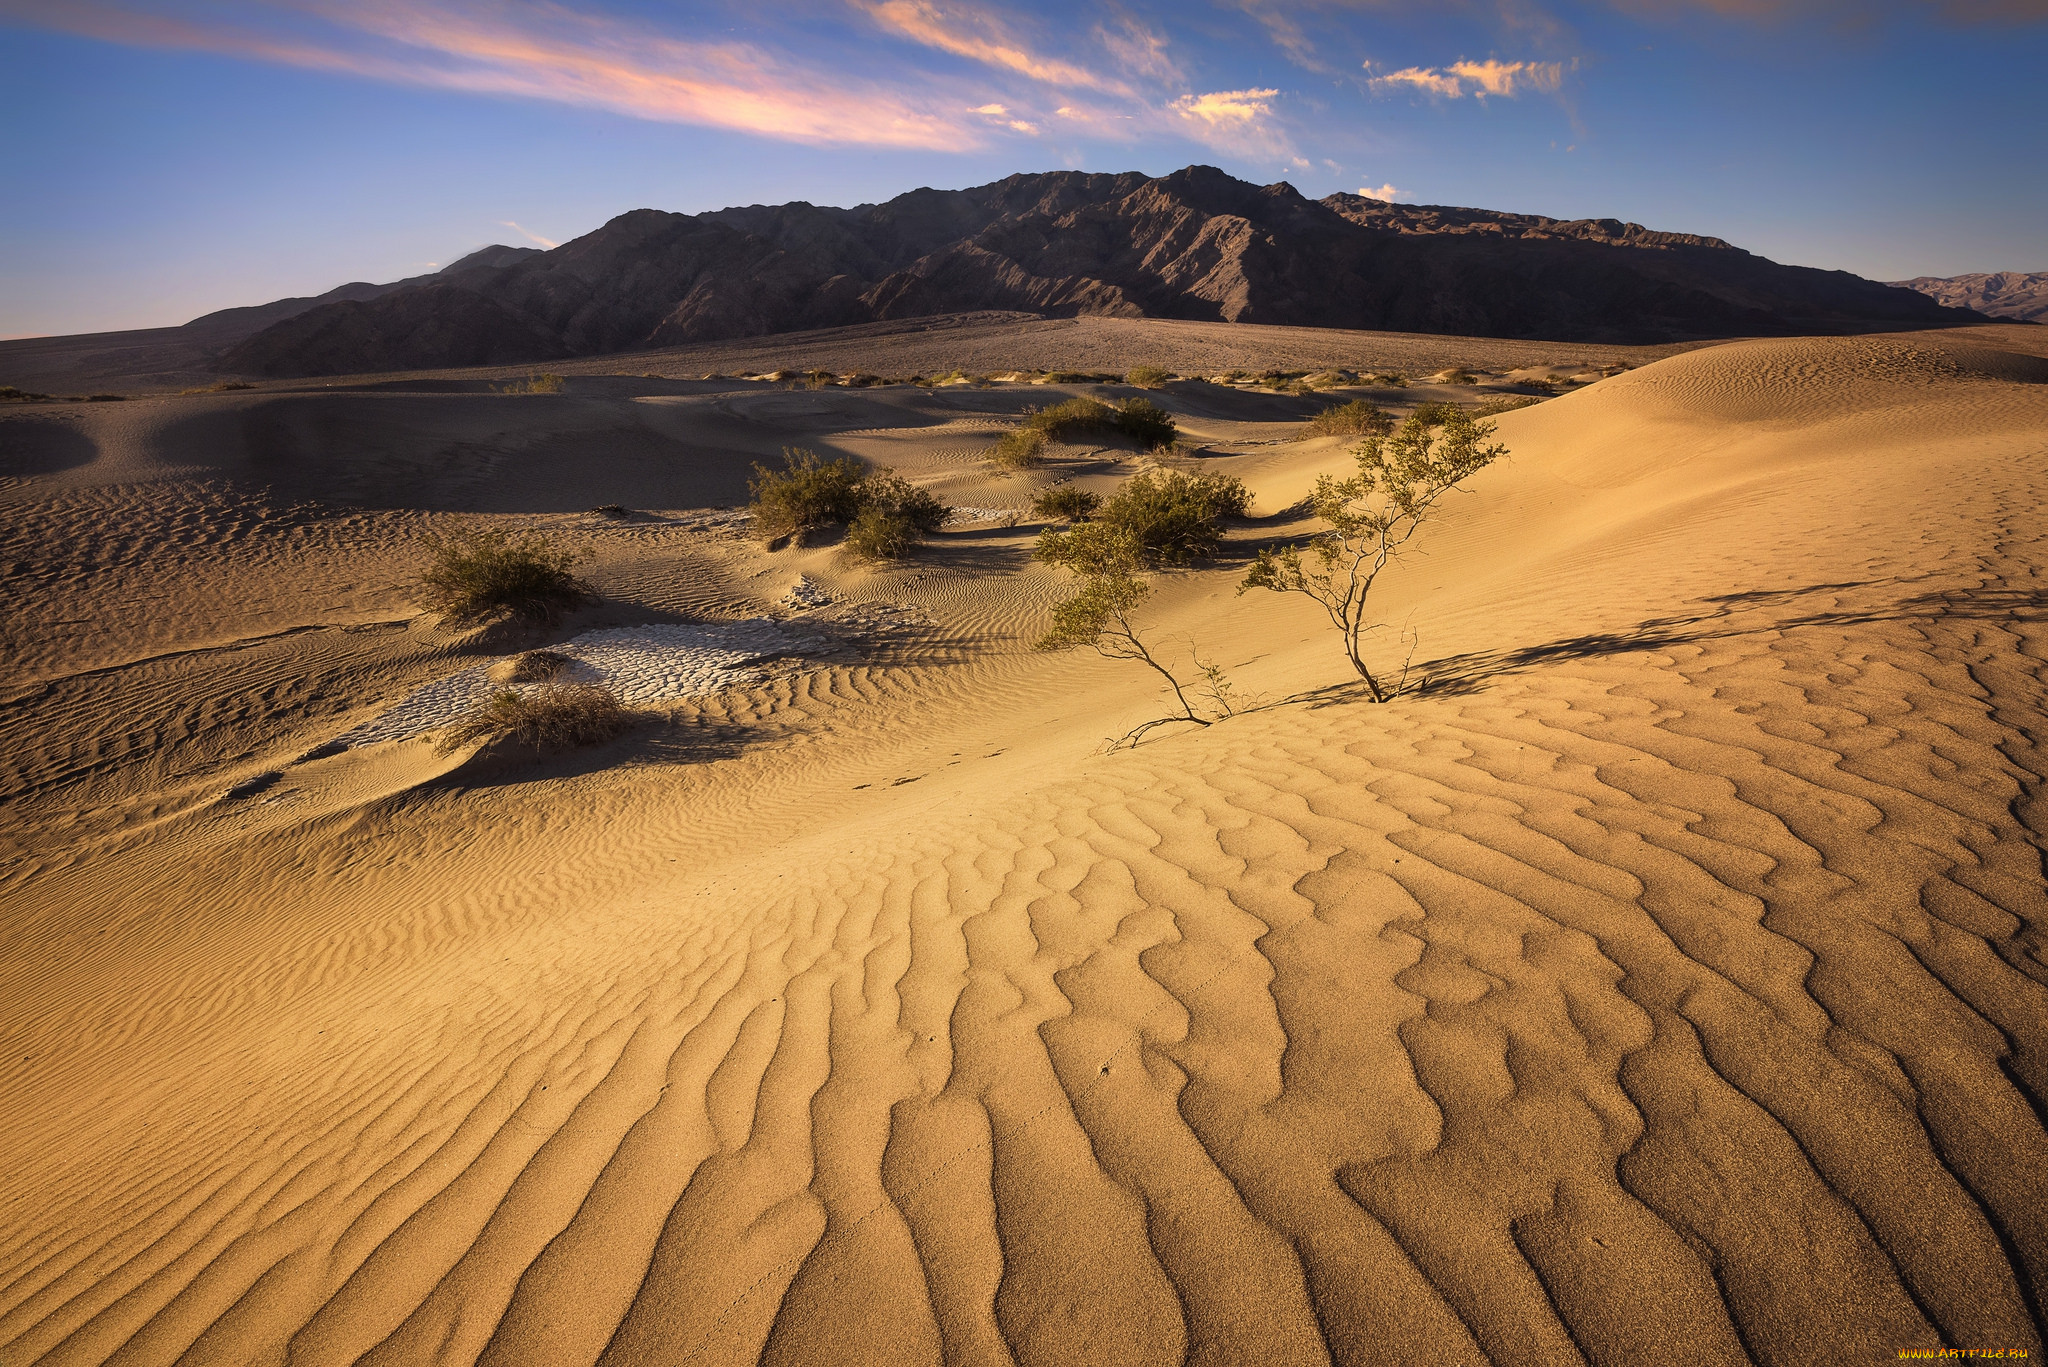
[845,506,914,560]
[748,447,869,542]
[1473,395,1544,417]
[1032,485,1102,521]
[1303,399,1395,440]
[1111,398,1177,449]
[1125,365,1172,389]
[862,473,950,534]
[1020,396,1177,450]
[1038,467,1249,568]
[416,528,588,621]
[843,475,949,560]
[436,683,631,755]
[495,372,565,394]
[1023,396,1116,441]
[991,428,1047,471]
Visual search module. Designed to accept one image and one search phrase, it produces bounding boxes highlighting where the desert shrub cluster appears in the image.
[845,473,951,561]
[416,528,588,622]
[180,380,256,395]
[1018,396,1177,450]
[748,448,952,559]
[437,683,631,755]
[749,449,871,542]
[1032,484,1101,522]
[990,428,1047,471]
[495,373,566,394]
[1038,467,1248,569]
[1303,399,1395,440]
[1124,365,1172,389]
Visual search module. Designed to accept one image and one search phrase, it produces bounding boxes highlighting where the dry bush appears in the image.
[180,380,256,395]
[495,373,566,394]
[416,528,588,621]
[990,428,1047,471]
[1427,368,1477,385]
[1125,365,1172,389]
[1303,400,1395,440]
[1032,484,1102,521]
[436,683,631,755]
[0,386,51,403]
[503,649,571,682]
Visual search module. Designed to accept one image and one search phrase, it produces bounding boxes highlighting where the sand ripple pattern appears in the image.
[337,621,830,745]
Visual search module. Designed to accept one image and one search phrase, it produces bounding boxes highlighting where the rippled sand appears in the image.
[2,322,2044,1365]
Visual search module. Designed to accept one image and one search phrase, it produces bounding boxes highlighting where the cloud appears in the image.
[1369,65,1467,96]
[1357,182,1403,200]
[499,220,558,249]
[1605,0,2048,19]
[1170,87,1294,159]
[859,0,1121,90]
[1449,57,1567,94]
[1367,57,1568,97]
[1172,87,1280,126]
[0,0,978,149]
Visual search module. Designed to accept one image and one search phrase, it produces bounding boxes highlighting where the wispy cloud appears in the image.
[0,0,979,149]
[1170,87,1294,159]
[499,220,558,248]
[1367,57,1569,98]
[859,0,1121,90]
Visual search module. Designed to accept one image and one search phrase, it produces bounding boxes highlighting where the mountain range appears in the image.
[1889,271,2048,324]
[211,165,1983,378]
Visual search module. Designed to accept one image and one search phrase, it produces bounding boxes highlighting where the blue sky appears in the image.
[3,0,2043,336]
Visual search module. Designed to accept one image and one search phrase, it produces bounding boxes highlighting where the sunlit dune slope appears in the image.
[1,328,2044,1366]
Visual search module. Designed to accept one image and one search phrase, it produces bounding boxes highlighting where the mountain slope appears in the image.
[1891,271,2048,323]
[217,166,1979,377]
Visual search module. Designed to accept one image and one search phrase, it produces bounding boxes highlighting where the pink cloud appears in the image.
[0,0,979,149]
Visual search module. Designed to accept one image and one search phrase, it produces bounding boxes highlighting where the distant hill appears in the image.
[185,245,543,341]
[203,166,1983,377]
[1889,271,2048,324]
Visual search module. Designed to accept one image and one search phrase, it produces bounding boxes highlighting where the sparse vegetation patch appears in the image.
[1018,396,1177,450]
[1125,365,1172,389]
[180,380,256,395]
[503,649,572,683]
[496,373,566,395]
[416,528,589,622]
[1303,399,1395,440]
[748,448,952,558]
[436,683,632,755]
[748,448,871,543]
[1032,485,1102,522]
[1038,467,1248,569]
[990,428,1047,471]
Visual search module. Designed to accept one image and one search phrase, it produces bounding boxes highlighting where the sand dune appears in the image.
[2,322,2044,1364]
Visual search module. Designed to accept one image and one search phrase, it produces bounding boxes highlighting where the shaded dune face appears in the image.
[0,328,2045,1366]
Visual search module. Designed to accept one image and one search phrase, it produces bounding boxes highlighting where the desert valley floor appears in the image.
[2,317,2045,1366]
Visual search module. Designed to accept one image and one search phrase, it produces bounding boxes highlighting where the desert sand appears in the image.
[2,319,2044,1365]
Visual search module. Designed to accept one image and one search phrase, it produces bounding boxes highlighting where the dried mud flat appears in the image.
[1,321,2045,1366]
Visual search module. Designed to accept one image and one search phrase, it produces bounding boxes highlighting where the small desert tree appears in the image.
[1240,403,1506,701]
[1035,529,1220,746]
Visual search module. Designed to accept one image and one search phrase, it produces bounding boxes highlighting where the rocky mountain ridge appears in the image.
[212,166,1981,377]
